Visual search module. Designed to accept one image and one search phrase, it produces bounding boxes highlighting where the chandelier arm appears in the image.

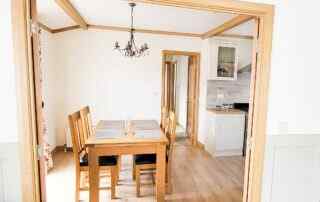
[132,38,139,51]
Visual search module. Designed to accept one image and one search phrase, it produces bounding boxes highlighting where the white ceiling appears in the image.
[37,0,76,28]
[227,20,255,35]
[37,0,253,35]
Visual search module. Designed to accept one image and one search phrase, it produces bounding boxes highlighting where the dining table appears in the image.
[85,119,168,202]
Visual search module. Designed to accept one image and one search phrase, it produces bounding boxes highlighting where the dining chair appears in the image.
[132,110,168,181]
[80,106,121,181]
[160,106,168,130]
[68,110,119,201]
[133,111,176,197]
[80,106,94,141]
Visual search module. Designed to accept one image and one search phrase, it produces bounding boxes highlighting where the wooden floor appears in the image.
[46,138,244,202]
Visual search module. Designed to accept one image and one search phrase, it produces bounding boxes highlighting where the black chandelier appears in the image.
[114,3,149,57]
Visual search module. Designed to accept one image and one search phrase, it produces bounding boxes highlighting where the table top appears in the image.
[85,120,168,146]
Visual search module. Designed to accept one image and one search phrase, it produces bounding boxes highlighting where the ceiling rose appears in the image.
[114,3,149,58]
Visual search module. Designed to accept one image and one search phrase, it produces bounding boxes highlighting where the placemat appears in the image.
[132,120,159,130]
[95,129,125,139]
[134,129,162,139]
[98,120,124,130]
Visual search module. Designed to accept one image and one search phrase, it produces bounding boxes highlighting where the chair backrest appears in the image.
[166,111,176,162]
[80,106,94,141]
[160,106,168,130]
[68,111,86,166]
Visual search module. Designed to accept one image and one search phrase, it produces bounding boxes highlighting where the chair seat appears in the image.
[80,154,118,167]
[134,154,168,165]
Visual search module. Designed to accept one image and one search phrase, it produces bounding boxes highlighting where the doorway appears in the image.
[161,50,200,146]
[12,0,274,202]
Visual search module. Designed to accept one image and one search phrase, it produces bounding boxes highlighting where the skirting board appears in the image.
[197,141,242,157]
[197,141,205,150]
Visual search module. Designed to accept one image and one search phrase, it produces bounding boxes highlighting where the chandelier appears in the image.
[114,3,149,57]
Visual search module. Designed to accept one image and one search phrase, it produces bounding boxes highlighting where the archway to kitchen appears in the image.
[13,0,274,201]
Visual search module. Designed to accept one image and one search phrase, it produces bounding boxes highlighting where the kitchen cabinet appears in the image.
[208,38,239,81]
[205,108,245,157]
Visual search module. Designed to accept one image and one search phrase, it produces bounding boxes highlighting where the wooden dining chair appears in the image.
[68,110,119,201]
[80,106,94,141]
[133,111,176,197]
[132,110,168,181]
[160,106,168,130]
[80,106,121,181]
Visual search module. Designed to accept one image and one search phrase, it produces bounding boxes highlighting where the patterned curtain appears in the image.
[38,28,53,172]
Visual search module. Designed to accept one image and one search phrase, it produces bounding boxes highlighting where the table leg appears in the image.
[156,143,166,202]
[89,148,99,202]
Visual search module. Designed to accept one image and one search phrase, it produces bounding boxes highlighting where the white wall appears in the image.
[244,0,320,135]
[47,30,202,145]
[262,134,320,202]
[197,39,211,143]
[0,143,22,202]
[0,1,18,143]
[0,0,22,201]
[242,1,320,202]
[174,56,189,128]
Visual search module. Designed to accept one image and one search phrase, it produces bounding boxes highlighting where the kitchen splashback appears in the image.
[207,71,251,108]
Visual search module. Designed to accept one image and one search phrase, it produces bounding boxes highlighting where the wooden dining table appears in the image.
[85,120,168,202]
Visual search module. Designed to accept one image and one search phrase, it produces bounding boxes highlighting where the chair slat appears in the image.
[167,111,176,162]
[160,106,168,130]
[68,111,84,155]
[80,106,94,141]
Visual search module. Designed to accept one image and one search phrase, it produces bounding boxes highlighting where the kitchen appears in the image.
[202,36,253,158]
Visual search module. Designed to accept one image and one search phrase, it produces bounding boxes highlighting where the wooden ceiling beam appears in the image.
[40,23,253,40]
[54,0,87,29]
[218,34,253,40]
[88,25,202,38]
[52,25,81,33]
[128,0,273,16]
[201,15,254,39]
[50,24,202,37]
[38,22,53,33]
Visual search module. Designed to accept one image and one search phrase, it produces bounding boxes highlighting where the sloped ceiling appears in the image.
[37,0,253,35]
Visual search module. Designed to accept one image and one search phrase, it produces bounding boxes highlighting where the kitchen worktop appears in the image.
[207,108,245,115]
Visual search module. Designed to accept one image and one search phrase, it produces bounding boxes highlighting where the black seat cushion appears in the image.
[80,154,118,167]
[134,154,169,165]
[134,154,156,165]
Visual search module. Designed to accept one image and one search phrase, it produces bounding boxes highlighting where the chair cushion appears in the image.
[134,154,169,165]
[80,154,118,167]
[134,154,156,165]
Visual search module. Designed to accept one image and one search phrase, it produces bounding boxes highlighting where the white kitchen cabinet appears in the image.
[208,38,239,81]
[205,109,245,157]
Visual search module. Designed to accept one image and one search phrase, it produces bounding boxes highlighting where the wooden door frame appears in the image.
[12,0,273,202]
[161,50,201,146]
[163,60,178,113]
[12,0,42,201]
